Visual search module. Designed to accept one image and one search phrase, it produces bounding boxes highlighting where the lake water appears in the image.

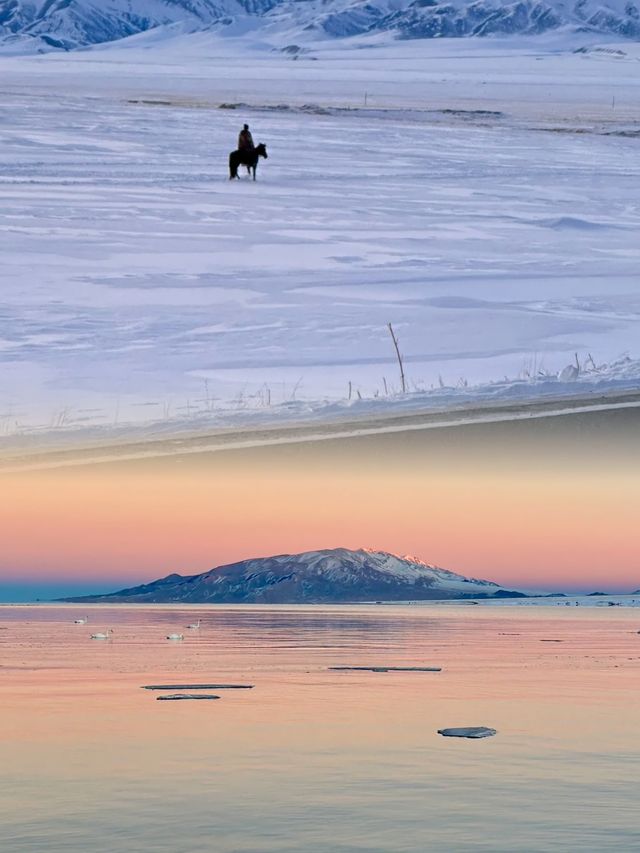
[1,604,639,852]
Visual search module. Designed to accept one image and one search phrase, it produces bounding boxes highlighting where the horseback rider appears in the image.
[238,124,254,154]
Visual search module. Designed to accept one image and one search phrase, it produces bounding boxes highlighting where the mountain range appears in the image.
[1,0,639,52]
[64,547,529,603]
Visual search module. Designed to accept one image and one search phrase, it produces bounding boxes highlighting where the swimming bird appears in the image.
[90,628,113,639]
[186,619,201,630]
[166,633,184,641]
[74,616,89,624]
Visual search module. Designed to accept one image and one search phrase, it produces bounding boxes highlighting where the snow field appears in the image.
[1,37,640,438]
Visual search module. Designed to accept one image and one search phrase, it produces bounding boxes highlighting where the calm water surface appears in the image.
[1,604,639,852]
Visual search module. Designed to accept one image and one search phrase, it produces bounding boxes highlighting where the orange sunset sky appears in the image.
[0,417,638,597]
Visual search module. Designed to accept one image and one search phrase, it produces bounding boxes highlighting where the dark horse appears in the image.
[229,143,268,181]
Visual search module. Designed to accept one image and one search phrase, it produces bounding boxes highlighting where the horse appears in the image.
[229,143,268,181]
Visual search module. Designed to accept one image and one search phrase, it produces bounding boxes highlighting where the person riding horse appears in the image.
[229,124,267,180]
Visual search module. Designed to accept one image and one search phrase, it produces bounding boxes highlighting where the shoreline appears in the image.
[1,595,638,607]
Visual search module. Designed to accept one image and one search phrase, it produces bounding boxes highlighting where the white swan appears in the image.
[90,628,113,639]
[186,619,201,630]
[166,633,184,641]
[74,616,89,624]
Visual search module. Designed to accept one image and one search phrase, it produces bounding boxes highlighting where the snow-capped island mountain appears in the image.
[1,0,639,51]
[64,547,528,603]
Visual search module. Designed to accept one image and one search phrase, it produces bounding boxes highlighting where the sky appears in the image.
[0,409,638,600]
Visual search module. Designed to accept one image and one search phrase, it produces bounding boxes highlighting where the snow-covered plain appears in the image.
[1,33,640,440]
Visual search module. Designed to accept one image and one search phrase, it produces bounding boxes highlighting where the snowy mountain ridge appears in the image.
[63,547,528,603]
[1,0,639,51]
